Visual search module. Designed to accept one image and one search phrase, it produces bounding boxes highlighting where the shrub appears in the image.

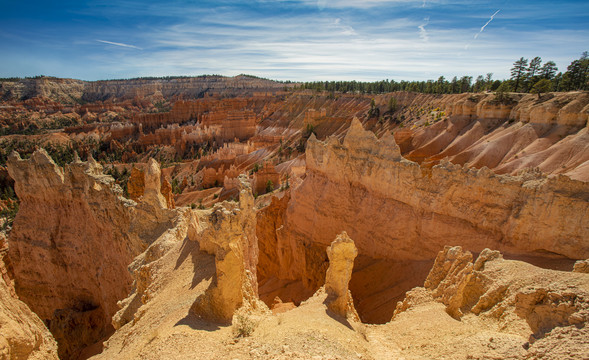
[265,180,274,193]
[233,314,256,338]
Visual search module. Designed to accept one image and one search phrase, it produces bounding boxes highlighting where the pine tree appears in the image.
[485,73,493,91]
[540,61,558,79]
[531,79,552,99]
[510,57,528,92]
[564,51,589,90]
[450,76,459,93]
[527,57,542,79]
[460,76,472,93]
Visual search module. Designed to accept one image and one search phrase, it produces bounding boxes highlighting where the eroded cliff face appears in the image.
[4,150,178,359]
[0,76,294,104]
[258,118,588,323]
[0,235,59,360]
[383,91,589,180]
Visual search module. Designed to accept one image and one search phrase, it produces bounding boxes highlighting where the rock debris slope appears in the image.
[383,246,589,360]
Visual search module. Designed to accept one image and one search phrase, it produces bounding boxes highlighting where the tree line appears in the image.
[297,52,588,94]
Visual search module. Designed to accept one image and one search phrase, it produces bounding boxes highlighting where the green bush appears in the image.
[265,180,274,193]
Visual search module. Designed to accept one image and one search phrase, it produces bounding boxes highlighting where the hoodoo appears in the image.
[324,232,358,319]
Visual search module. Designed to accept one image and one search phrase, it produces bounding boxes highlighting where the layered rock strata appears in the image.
[0,76,294,103]
[260,117,588,322]
[383,91,589,180]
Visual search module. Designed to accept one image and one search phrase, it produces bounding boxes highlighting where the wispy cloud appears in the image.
[96,39,142,50]
[1,0,585,82]
[418,17,429,42]
[334,18,357,36]
[474,10,500,39]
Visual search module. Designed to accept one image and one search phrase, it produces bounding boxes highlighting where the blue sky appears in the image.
[1,0,588,81]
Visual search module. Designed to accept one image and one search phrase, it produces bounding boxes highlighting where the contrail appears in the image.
[96,39,142,49]
[474,10,500,39]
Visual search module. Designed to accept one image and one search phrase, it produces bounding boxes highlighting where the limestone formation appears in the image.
[255,117,589,323]
[127,167,145,201]
[398,246,589,330]
[252,162,280,195]
[392,246,589,358]
[324,232,358,318]
[2,78,589,359]
[111,207,199,330]
[573,259,589,273]
[190,176,261,322]
[0,75,293,103]
[144,158,168,209]
[127,164,175,209]
[6,149,144,359]
[160,178,175,209]
[0,236,59,360]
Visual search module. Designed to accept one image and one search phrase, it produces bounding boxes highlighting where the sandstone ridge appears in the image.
[258,117,588,323]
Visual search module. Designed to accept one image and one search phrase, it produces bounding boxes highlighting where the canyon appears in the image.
[0,76,587,359]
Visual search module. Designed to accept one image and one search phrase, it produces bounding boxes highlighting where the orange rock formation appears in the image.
[324,232,358,319]
[0,236,59,359]
[6,150,144,359]
[257,118,589,323]
[190,176,261,322]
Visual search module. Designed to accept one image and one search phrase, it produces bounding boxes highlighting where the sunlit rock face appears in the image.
[5,150,165,359]
[260,117,588,322]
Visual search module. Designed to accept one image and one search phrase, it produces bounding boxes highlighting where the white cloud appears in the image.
[71,5,586,82]
[334,18,358,36]
[418,17,429,42]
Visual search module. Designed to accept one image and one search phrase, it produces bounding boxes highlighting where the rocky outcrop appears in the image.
[190,176,261,322]
[0,236,59,359]
[573,259,589,273]
[111,207,199,330]
[261,118,588,322]
[386,91,589,180]
[391,246,589,360]
[5,151,177,359]
[127,167,145,202]
[126,164,175,209]
[402,246,589,337]
[6,150,143,359]
[143,158,168,209]
[160,178,175,209]
[399,246,589,332]
[252,162,280,195]
[324,232,358,319]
